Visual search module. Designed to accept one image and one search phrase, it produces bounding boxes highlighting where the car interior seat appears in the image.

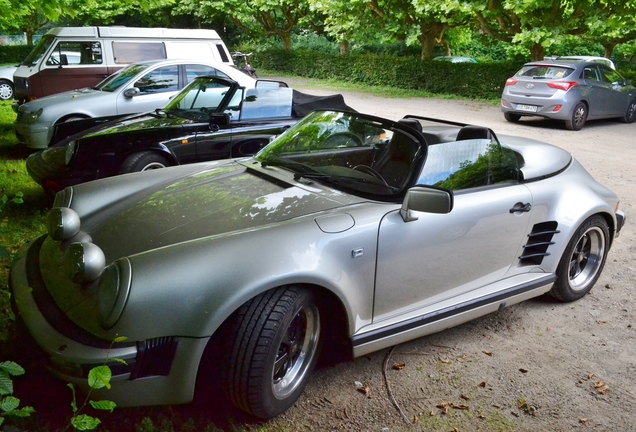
[376,119,421,188]
[455,125,492,141]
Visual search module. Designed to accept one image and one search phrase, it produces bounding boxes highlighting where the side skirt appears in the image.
[352,275,556,357]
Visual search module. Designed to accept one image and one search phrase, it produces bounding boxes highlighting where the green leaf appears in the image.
[87,366,112,390]
[0,396,20,413]
[0,371,13,396]
[71,414,101,431]
[67,383,78,413]
[0,361,25,377]
[113,336,128,343]
[8,406,35,417]
[109,357,128,366]
[89,399,116,412]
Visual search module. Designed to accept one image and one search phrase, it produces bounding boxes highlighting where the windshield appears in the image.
[21,34,55,67]
[255,111,423,198]
[96,64,149,92]
[164,76,234,121]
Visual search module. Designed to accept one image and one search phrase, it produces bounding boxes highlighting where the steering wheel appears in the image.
[353,165,389,187]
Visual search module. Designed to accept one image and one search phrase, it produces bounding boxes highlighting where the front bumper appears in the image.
[10,236,209,406]
[15,121,51,149]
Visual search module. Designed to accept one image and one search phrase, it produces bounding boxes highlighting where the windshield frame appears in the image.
[21,34,55,67]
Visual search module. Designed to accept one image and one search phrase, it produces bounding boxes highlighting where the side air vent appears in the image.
[131,337,179,379]
[519,221,560,265]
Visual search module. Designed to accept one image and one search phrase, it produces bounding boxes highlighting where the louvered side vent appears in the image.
[519,221,560,266]
[131,337,179,379]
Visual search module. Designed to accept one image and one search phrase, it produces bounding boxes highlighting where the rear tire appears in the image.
[549,215,609,302]
[621,99,636,123]
[222,286,321,418]
[504,112,521,122]
[565,102,587,131]
[0,80,14,101]
[119,151,171,173]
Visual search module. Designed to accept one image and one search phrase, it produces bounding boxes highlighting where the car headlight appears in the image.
[65,140,77,165]
[65,242,106,284]
[22,108,43,124]
[97,259,132,329]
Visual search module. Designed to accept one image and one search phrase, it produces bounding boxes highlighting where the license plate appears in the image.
[516,104,537,112]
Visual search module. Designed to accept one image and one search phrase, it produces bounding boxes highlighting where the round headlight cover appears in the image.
[46,207,81,241]
[65,242,106,283]
[98,260,131,329]
[65,140,77,165]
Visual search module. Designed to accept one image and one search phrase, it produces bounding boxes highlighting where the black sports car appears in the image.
[26,76,351,194]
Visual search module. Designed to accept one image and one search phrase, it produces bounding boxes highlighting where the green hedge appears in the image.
[0,45,32,65]
[254,49,521,100]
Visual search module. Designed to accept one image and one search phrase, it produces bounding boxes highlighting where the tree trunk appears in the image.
[281,32,292,51]
[339,40,349,55]
[530,43,544,61]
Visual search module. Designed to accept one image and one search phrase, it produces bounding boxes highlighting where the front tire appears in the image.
[119,151,171,173]
[549,215,609,302]
[565,102,587,131]
[621,99,636,123]
[222,287,321,418]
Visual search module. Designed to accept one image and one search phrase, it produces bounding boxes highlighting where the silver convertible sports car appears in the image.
[10,110,625,419]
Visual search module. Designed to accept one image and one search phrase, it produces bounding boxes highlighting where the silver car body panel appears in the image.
[10,111,623,407]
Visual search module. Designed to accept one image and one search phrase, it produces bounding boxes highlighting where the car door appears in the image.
[598,66,632,116]
[373,138,533,322]
[115,64,180,115]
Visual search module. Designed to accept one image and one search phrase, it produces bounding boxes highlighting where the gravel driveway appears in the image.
[253,77,636,431]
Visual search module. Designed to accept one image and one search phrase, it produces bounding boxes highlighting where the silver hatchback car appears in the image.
[501,60,636,130]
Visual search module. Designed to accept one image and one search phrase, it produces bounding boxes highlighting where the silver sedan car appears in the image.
[501,59,636,130]
[14,59,256,149]
[11,110,625,419]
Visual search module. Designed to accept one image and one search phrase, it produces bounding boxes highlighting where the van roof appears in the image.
[45,26,221,40]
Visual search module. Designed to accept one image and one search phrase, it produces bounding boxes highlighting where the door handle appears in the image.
[509,202,532,213]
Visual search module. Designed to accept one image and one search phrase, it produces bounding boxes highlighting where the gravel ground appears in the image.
[254,77,636,432]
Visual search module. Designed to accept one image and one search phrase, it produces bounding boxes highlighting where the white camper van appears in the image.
[13,26,233,103]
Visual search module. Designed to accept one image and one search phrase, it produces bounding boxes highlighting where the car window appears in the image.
[582,67,599,81]
[517,65,574,79]
[599,67,624,85]
[45,42,102,66]
[417,139,519,191]
[184,64,229,83]
[166,77,233,112]
[112,42,167,64]
[134,65,179,94]
[97,64,149,92]
[239,87,293,120]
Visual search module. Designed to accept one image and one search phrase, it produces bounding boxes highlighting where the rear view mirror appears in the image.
[400,186,453,222]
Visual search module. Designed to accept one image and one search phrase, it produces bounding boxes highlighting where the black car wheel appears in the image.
[119,151,171,173]
[621,99,636,123]
[565,102,587,131]
[222,286,321,418]
[0,80,13,101]
[549,215,609,302]
[504,112,521,123]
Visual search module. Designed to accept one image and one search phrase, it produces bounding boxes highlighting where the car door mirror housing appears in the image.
[209,113,230,128]
[123,87,140,98]
[400,186,453,222]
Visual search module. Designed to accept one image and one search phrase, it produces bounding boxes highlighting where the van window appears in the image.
[134,65,178,94]
[22,34,55,67]
[112,42,167,64]
[216,44,230,63]
[45,42,102,66]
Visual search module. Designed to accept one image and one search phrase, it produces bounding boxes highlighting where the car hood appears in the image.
[81,112,194,139]
[20,88,115,112]
[79,161,353,261]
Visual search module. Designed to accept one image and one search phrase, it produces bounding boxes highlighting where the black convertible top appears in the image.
[292,90,355,117]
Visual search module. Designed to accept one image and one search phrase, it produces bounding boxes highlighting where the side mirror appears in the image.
[209,113,230,129]
[400,186,453,222]
[123,87,141,98]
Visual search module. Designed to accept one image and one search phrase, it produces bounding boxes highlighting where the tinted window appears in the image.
[240,87,293,120]
[417,140,519,190]
[112,42,167,64]
[599,67,624,84]
[134,65,179,94]
[97,64,149,92]
[517,65,574,79]
[184,64,228,83]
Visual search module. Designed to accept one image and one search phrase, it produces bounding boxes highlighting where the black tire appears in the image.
[565,102,587,131]
[504,112,521,122]
[549,215,609,302]
[0,79,14,101]
[620,99,636,123]
[222,286,321,418]
[119,151,171,173]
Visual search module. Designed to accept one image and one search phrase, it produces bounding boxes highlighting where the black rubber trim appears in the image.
[352,275,556,347]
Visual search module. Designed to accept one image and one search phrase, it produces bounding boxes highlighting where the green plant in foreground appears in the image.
[0,361,35,427]
[66,336,128,431]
